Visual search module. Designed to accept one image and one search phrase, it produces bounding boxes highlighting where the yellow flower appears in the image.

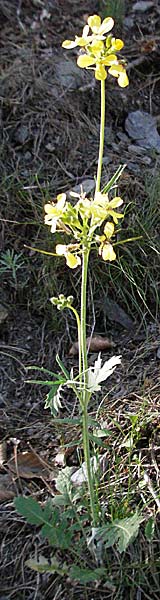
[92,193,124,224]
[110,37,124,51]
[99,242,116,261]
[98,221,116,261]
[56,244,81,269]
[62,15,114,50]
[87,15,114,36]
[77,51,117,81]
[108,64,129,87]
[44,193,66,233]
[62,14,129,85]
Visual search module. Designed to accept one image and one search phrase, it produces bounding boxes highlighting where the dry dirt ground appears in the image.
[0,0,160,598]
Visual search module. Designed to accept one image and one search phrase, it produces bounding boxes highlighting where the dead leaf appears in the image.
[0,473,15,501]
[7,451,51,480]
[0,441,7,465]
[69,335,114,356]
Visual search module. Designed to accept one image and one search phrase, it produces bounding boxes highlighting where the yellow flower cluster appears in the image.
[62,14,129,86]
[44,191,123,268]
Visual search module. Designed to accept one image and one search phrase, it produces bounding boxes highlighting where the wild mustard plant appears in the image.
[15,15,144,571]
[43,15,129,526]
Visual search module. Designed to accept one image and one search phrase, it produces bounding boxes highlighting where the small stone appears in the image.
[54,57,88,91]
[117,132,129,143]
[0,304,8,325]
[102,156,111,165]
[128,144,147,155]
[140,156,152,165]
[69,179,95,196]
[157,347,160,360]
[125,110,160,152]
[132,1,154,12]
[24,151,32,162]
[14,125,29,144]
[128,162,140,174]
[124,16,134,28]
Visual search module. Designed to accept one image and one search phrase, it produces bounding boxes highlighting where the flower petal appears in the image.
[95,64,107,80]
[102,54,117,65]
[109,196,123,208]
[103,221,115,239]
[83,25,90,37]
[102,242,116,261]
[90,40,104,54]
[62,39,79,49]
[66,253,81,269]
[111,38,124,51]
[57,193,66,207]
[44,203,56,215]
[108,210,123,224]
[118,71,129,88]
[98,17,114,35]
[51,219,58,233]
[108,64,124,77]
[77,55,96,68]
[56,244,66,256]
[88,15,101,31]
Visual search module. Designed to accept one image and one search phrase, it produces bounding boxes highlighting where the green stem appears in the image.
[95,79,105,194]
[71,306,82,387]
[81,245,97,527]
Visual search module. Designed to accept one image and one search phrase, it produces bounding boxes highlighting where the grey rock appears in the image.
[140,156,152,165]
[54,57,87,91]
[117,131,129,143]
[15,125,29,144]
[102,156,111,165]
[0,304,8,325]
[124,16,134,28]
[157,347,160,360]
[125,111,160,152]
[102,297,134,330]
[132,1,154,12]
[24,151,32,162]
[128,162,140,173]
[69,179,95,196]
[128,144,147,155]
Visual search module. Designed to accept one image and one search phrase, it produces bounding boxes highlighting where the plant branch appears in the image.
[95,79,105,194]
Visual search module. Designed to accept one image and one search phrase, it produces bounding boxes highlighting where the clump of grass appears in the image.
[100,0,125,27]
[92,167,160,325]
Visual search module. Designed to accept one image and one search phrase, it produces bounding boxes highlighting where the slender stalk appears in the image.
[71,306,82,388]
[81,245,97,526]
[95,79,105,194]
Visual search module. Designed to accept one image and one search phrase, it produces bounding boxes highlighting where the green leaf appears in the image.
[55,467,73,494]
[51,416,82,425]
[15,497,48,525]
[26,378,65,386]
[56,354,70,379]
[70,566,107,583]
[44,385,62,416]
[89,433,109,448]
[27,365,59,378]
[102,164,126,194]
[93,512,144,553]
[26,555,67,575]
[93,428,111,437]
[145,517,155,542]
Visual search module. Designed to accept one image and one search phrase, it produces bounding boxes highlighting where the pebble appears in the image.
[54,57,88,91]
[125,110,160,152]
[14,125,29,144]
[0,304,8,325]
[69,179,95,196]
[132,1,154,12]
